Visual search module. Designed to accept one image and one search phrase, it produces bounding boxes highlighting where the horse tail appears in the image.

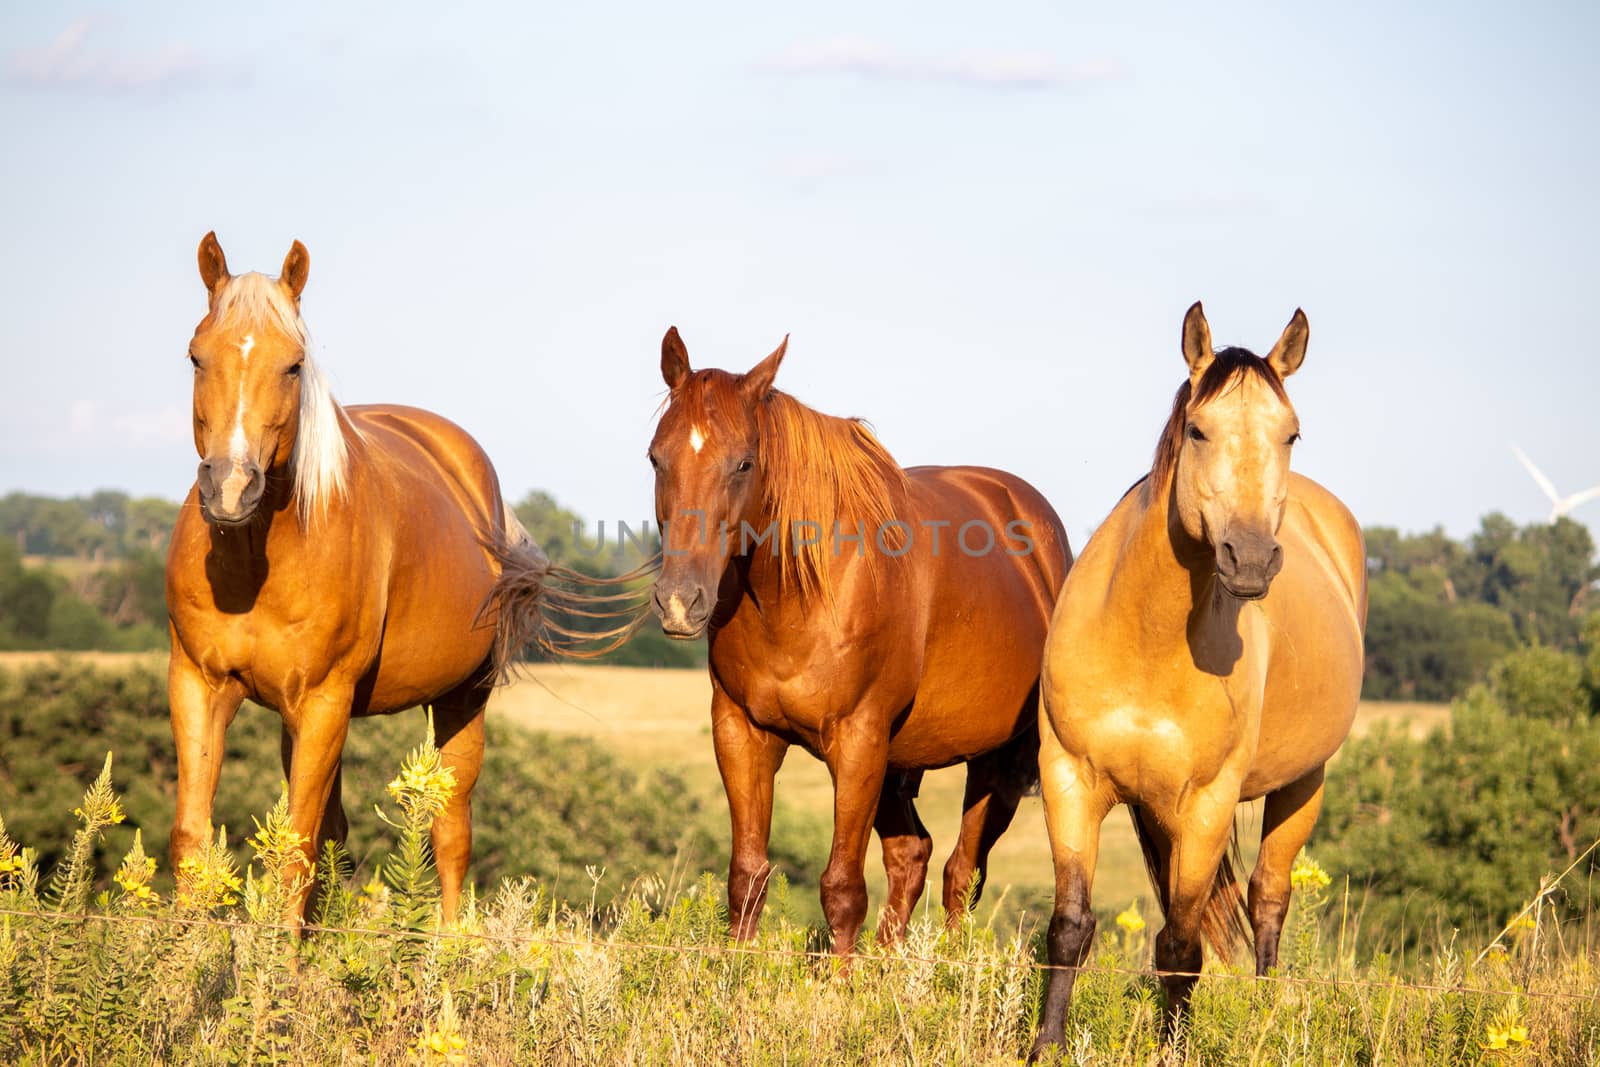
[1128,804,1252,965]
[482,505,659,680]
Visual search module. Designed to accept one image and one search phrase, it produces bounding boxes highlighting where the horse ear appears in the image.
[198,231,230,296]
[743,335,788,400]
[280,240,310,302]
[661,326,691,389]
[1181,301,1213,382]
[1266,308,1309,379]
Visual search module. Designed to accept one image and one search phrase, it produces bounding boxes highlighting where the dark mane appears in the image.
[1143,347,1289,504]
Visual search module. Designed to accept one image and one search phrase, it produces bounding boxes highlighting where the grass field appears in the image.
[487,663,1451,926]
[0,650,1451,930]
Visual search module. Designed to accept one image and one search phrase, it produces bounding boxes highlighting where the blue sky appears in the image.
[2,1,1596,542]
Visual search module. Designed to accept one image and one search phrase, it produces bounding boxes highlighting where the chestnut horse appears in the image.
[167,233,551,921]
[647,328,1072,951]
[1029,304,1366,1059]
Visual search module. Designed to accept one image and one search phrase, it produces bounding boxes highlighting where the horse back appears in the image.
[346,404,506,542]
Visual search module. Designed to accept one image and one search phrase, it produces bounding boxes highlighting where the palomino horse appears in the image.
[647,328,1072,951]
[167,233,551,921]
[1029,304,1365,1059]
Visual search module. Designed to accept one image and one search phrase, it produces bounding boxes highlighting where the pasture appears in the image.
[491,662,1451,926]
[0,650,1452,929]
[1,656,1594,1065]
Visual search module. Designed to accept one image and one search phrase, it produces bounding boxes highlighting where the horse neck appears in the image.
[1111,475,1244,659]
[738,439,906,613]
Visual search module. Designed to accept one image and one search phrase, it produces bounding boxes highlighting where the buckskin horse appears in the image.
[1029,304,1365,1059]
[647,327,1072,951]
[166,233,557,921]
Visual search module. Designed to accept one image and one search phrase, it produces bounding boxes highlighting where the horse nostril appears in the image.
[1220,540,1238,570]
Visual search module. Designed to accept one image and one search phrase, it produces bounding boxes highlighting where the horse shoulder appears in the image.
[1284,472,1366,619]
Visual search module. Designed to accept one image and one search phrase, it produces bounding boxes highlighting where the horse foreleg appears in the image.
[1029,732,1113,1064]
[711,685,788,941]
[873,769,932,946]
[281,726,348,923]
[280,727,349,852]
[943,725,1036,922]
[1249,766,1325,974]
[169,648,244,878]
[280,687,353,921]
[430,683,490,924]
[818,714,890,955]
[1153,787,1239,1036]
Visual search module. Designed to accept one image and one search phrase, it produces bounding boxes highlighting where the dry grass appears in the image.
[0,650,167,670]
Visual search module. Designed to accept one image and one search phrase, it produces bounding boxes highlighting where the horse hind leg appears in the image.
[428,673,492,923]
[942,723,1038,922]
[1249,766,1326,975]
[873,769,933,946]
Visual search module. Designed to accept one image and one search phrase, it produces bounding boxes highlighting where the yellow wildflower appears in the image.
[411,985,468,1065]
[1290,853,1331,893]
[1116,902,1146,934]
[72,799,126,826]
[176,827,243,909]
[1485,1006,1530,1053]
[113,829,161,908]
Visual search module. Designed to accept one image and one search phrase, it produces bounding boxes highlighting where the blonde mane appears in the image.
[756,390,908,603]
[213,273,353,525]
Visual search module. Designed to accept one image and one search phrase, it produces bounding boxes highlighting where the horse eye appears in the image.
[734,458,754,475]
[188,354,200,369]
[1288,432,1302,446]
[287,362,303,377]
[1186,424,1207,442]
[647,452,661,470]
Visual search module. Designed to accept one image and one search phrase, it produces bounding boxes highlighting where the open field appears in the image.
[0,651,1452,927]
[491,665,1449,923]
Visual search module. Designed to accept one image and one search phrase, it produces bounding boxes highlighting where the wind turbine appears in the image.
[1510,443,1600,522]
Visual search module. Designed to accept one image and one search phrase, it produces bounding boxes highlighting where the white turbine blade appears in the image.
[1510,443,1561,504]
[1558,485,1600,514]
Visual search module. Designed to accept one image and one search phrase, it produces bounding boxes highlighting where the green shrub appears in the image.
[1321,644,1600,947]
[0,661,824,913]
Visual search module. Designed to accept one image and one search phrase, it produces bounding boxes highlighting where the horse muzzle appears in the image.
[1215,528,1283,601]
[197,455,265,527]
[651,581,711,640]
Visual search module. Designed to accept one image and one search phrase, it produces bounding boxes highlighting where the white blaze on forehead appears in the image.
[220,335,254,507]
[689,425,707,454]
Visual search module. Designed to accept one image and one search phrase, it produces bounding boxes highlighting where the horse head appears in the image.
[647,327,786,638]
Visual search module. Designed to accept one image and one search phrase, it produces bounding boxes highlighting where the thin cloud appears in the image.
[4,18,242,93]
[769,36,1122,90]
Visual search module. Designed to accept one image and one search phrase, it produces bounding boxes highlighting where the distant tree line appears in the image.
[3,492,1593,688]
[0,492,175,651]
[0,489,701,667]
[1363,514,1598,700]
